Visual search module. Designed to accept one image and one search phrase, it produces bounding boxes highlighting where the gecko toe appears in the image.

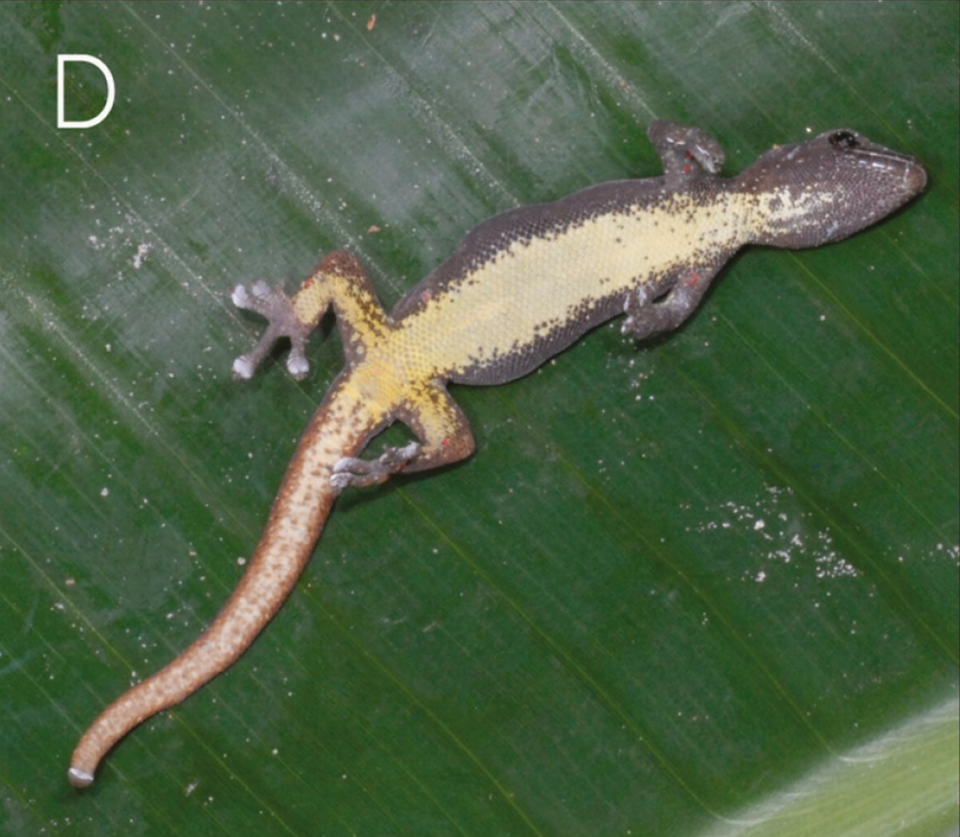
[232,355,257,380]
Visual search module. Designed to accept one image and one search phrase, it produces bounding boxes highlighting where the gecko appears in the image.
[68,121,926,787]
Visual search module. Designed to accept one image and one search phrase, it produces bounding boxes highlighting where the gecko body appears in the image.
[69,122,925,786]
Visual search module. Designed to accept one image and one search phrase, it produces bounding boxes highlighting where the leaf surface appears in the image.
[1,3,956,835]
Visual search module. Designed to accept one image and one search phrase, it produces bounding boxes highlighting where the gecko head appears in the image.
[737,129,927,249]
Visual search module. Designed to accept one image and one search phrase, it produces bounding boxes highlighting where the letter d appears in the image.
[57,55,115,129]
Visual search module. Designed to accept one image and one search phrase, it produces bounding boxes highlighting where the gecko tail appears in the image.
[68,373,381,787]
[67,524,323,788]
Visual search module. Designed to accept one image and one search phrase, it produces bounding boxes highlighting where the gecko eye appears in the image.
[829,131,860,150]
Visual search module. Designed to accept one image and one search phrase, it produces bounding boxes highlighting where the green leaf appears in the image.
[1,2,956,835]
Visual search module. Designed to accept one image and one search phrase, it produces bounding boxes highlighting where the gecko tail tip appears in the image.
[68,766,95,788]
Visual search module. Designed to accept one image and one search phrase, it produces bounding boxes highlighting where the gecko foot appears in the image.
[621,278,687,340]
[648,121,725,185]
[622,262,720,341]
[232,281,312,380]
[331,442,422,489]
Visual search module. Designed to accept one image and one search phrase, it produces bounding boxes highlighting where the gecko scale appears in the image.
[68,121,926,786]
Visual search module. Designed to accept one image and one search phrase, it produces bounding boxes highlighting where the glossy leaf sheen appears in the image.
[1,3,957,836]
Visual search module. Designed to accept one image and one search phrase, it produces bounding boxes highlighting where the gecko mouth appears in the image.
[853,145,928,198]
[903,159,928,195]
